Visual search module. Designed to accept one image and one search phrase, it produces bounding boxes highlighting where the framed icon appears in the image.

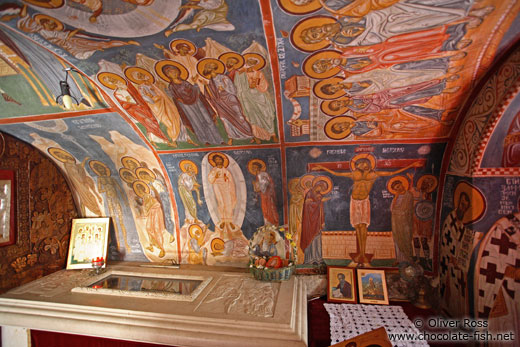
[357,269,389,305]
[327,266,357,304]
[66,218,109,269]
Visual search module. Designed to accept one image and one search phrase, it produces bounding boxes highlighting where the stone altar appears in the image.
[0,263,307,346]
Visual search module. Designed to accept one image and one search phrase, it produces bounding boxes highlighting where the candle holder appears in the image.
[91,257,105,276]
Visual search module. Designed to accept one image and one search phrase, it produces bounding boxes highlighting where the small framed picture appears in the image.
[385,268,411,302]
[357,269,389,305]
[0,170,16,247]
[66,218,110,269]
[327,266,357,303]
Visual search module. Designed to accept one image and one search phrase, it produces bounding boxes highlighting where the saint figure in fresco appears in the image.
[300,179,330,265]
[201,59,253,145]
[177,160,203,224]
[235,54,278,143]
[315,154,421,266]
[388,176,414,264]
[249,159,279,226]
[289,178,306,263]
[161,64,224,145]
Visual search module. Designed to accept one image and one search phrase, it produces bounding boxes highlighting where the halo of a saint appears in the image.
[277,0,322,15]
[290,16,337,52]
[321,98,350,116]
[97,72,127,90]
[136,167,156,182]
[208,152,229,168]
[314,77,346,100]
[312,175,333,194]
[247,159,266,174]
[303,50,342,79]
[124,66,155,85]
[121,156,140,171]
[197,58,225,79]
[133,180,150,198]
[169,39,196,56]
[119,168,137,183]
[243,53,266,71]
[155,60,189,82]
[48,147,74,163]
[89,160,110,176]
[387,176,410,195]
[300,173,315,190]
[219,52,245,70]
[179,160,198,175]
[34,14,64,30]
[351,153,376,170]
[324,116,355,140]
[211,237,225,254]
[417,174,438,193]
[25,0,63,8]
[188,224,203,239]
[453,181,486,225]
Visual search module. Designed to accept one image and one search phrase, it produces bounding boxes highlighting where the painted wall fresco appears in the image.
[0,0,518,275]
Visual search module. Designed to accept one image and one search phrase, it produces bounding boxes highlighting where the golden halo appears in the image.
[453,181,486,225]
[247,159,266,174]
[119,168,137,183]
[124,66,155,85]
[188,224,203,239]
[97,72,127,90]
[89,160,110,176]
[155,60,189,82]
[387,176,409,195]
[121,156,140,171]
[290,16,336,52]
[208,152,229,168]
[300,173,315,190]
[219,52,245,70]
[132,180,150,198]
[211,238,225,253]
[277,0,322,15]
[34,14,64,31]
[179,160,198,175]
[136,167,156,182]
[313,77,346,100]
[169,39,196,56]
[351,153,376,170]
[48,147,74,163]
[417,174,438,193]
[321,97,351,116]
[324,116,355,140]
[303,50,342,79]
[312,175,333,194]
[197,58,225,79]
[243,53,266,71]
[25,0,64,9]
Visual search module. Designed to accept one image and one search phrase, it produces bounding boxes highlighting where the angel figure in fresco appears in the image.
[314,153,421,266]
[165,0,234,35]
[158,62,224,145]
[248,159,279,227]
[47,147,103,216]
[97,72,172,147]
[300,177,331,265]
[177,160,203,224]
[133,180,171,258]
[235,54,278,143]
[15,5,139,60]
[199,58,253,145]
[124,66,191,147]
[89,160,130,253]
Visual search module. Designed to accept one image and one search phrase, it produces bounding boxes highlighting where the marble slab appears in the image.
[0,263,307,347]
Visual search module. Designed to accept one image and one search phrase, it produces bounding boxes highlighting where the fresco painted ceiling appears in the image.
[0,0,518,266]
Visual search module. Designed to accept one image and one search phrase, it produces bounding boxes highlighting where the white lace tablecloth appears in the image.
[324,303,429,347]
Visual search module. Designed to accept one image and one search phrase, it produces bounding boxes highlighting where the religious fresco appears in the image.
[160,148,284,265]
[286,143,445,269]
